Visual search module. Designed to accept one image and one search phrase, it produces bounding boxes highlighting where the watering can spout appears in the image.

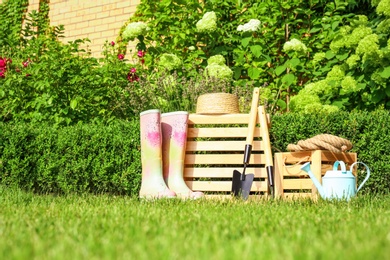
[301,162,326,198]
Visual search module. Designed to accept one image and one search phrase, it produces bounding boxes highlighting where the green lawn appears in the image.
[1,186,389,260]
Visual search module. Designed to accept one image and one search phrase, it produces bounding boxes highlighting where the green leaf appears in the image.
[276,99,287,110]
[248,67,261,79]
[275,65,287,76]
[309,27,322,33]
[385,87,390,97]
[241,37,252,48]
[282,74,296,86]
[70,99,78,110]
[336,53,349,61]
[288,58,301,68]
[380,66,390,79]
[332,21,339,31]
[325,50,335,59]
[250,45,262,58]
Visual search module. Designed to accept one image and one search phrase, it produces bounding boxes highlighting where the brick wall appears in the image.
[1,0,140,57]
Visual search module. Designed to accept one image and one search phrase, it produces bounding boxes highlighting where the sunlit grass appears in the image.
[1,186,389,259]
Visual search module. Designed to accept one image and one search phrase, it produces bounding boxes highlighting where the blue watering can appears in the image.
[301,161,370,200]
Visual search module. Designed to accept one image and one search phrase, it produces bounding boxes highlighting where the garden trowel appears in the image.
[232,87,260,200]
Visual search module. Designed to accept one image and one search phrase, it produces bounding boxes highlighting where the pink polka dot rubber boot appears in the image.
[161,111,204,200]
[139,109,176,199]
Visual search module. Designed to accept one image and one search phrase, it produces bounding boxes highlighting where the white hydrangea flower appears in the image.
[356,34,380,62]
[377,0,390,17]
[312,52,326,65]
[346,54,360,69]
[205,64,233,80]
[158,53,182,71]
[340,76,359,95]
[237,19,261,32]
[196,12,217,33]
[283,38,308,53]
[207,55,226,65]
[123,22,149,41]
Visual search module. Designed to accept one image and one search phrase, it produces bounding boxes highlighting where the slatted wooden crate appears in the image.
[274,150,357,199]
[184,106,272,199]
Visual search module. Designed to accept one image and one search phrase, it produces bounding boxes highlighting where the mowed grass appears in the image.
[1,186,389,260]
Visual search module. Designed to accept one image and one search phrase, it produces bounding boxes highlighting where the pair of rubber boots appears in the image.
[139,109,204,199]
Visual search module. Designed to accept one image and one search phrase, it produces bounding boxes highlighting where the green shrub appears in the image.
[0,119,141,195]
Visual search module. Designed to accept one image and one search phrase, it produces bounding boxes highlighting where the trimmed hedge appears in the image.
[0,119,141,195]
[1,110,389,195]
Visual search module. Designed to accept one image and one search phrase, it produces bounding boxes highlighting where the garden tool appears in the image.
[232,87,260,199]
[139,109,176,199]
[258,106,275,197]
[301,161,370,200]
[161,111,204,199]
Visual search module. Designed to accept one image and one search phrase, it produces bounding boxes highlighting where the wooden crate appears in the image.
[274,150,357,199]
[184,106,272,199]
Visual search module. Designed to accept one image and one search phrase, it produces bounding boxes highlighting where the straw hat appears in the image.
[196,93,240,114]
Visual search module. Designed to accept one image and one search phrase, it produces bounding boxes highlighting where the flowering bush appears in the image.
[0,5,149,125]
[290,2,390,112]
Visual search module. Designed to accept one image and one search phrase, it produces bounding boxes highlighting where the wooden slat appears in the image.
[187,127,262,138]
[185,154,266,165]
[188,113,260,125]
[281,150,357,164]
[280,151,312,164]
[185,180,267,192]
[184,167,267,178]
[320,150,357,164]
[186,140,264,152]
[280,164,333,177]
[282,178,313,190]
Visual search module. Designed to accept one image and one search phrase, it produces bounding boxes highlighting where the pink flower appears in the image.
[137,50,145,58]
[130,67,136,73]
[110,41,115,46]
[118,54,124,60]
[0,58,6,68]
[23,61,29,67]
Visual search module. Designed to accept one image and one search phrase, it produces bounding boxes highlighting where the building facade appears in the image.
[1,0,140,57]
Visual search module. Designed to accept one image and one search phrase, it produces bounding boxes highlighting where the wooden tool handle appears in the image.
[246,87,260,144]
[258,105,273,166]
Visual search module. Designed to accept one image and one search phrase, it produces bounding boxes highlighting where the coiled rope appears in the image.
[287,134,353,153]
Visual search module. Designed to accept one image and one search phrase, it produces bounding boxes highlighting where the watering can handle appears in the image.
[350,162,371,193]
[333,161,347,172]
